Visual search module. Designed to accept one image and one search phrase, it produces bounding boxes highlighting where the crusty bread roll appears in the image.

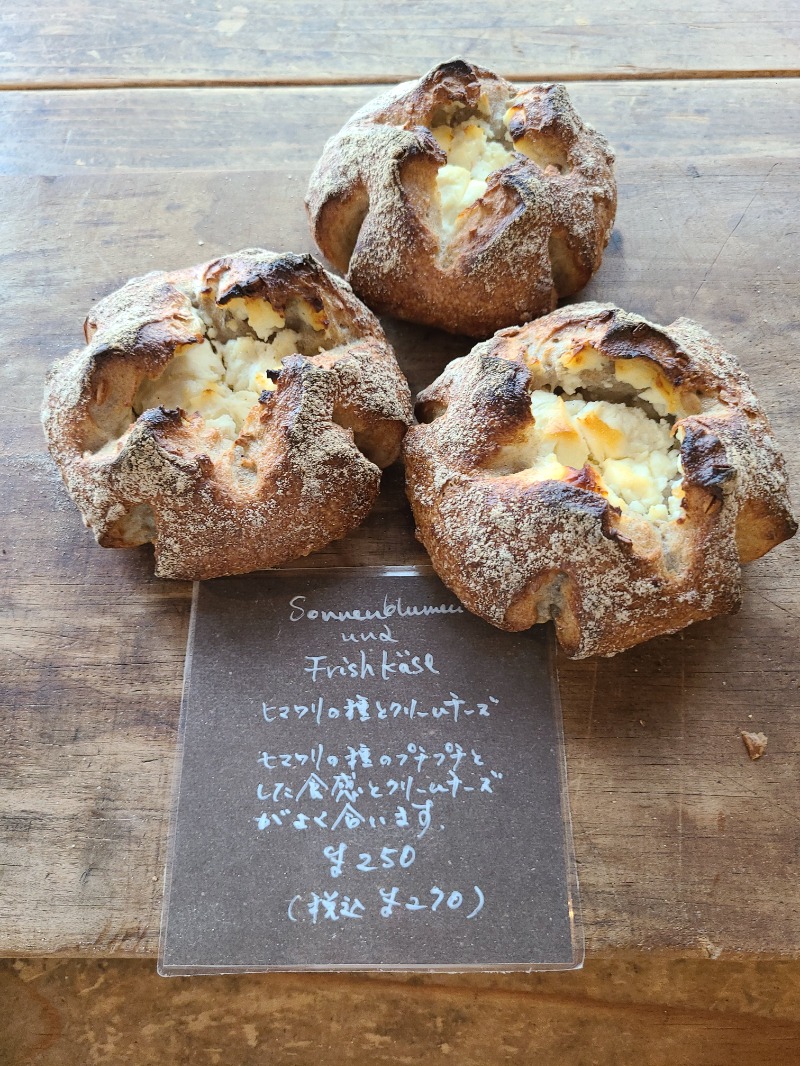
[404,303,797,657]
[306,58,616,337]
[43,249,413,579]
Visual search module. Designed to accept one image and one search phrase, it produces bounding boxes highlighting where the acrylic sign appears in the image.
[159,568,581,973]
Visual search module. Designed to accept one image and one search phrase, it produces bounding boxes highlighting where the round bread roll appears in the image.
[404,303,797,657]
[43,249,413,580]
[306,58,616,337]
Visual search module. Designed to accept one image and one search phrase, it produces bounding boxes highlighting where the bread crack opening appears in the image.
[485,342,692,524]
[504,99,572,175]
[104,502,156,546]
[132,295,331,443]
[430,93,572,239]
[432,115,515,236]
[526,389,684,522]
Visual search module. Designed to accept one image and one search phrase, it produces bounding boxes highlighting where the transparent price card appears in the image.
[159,566,582,973]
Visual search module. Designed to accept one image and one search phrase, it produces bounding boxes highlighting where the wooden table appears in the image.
[2,4,799,1062]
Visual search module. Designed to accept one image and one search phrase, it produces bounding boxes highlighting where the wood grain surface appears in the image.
[2,79,799,175]
[2,1,799,87]
[4,954,800,1065]
[1,76,798,959]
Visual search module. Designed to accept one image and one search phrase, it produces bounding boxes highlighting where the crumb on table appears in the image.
[741,730,768,760]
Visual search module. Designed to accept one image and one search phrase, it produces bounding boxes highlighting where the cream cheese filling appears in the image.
[431,118,515,235]
[132,299,314,441]
[488,343,689,524]
[526,390,684,522]
[430,94,570,236]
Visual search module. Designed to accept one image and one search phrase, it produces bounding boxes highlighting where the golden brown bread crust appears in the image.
[306,58,616,337]
[404,303,797,657]
[42,249,413,579]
